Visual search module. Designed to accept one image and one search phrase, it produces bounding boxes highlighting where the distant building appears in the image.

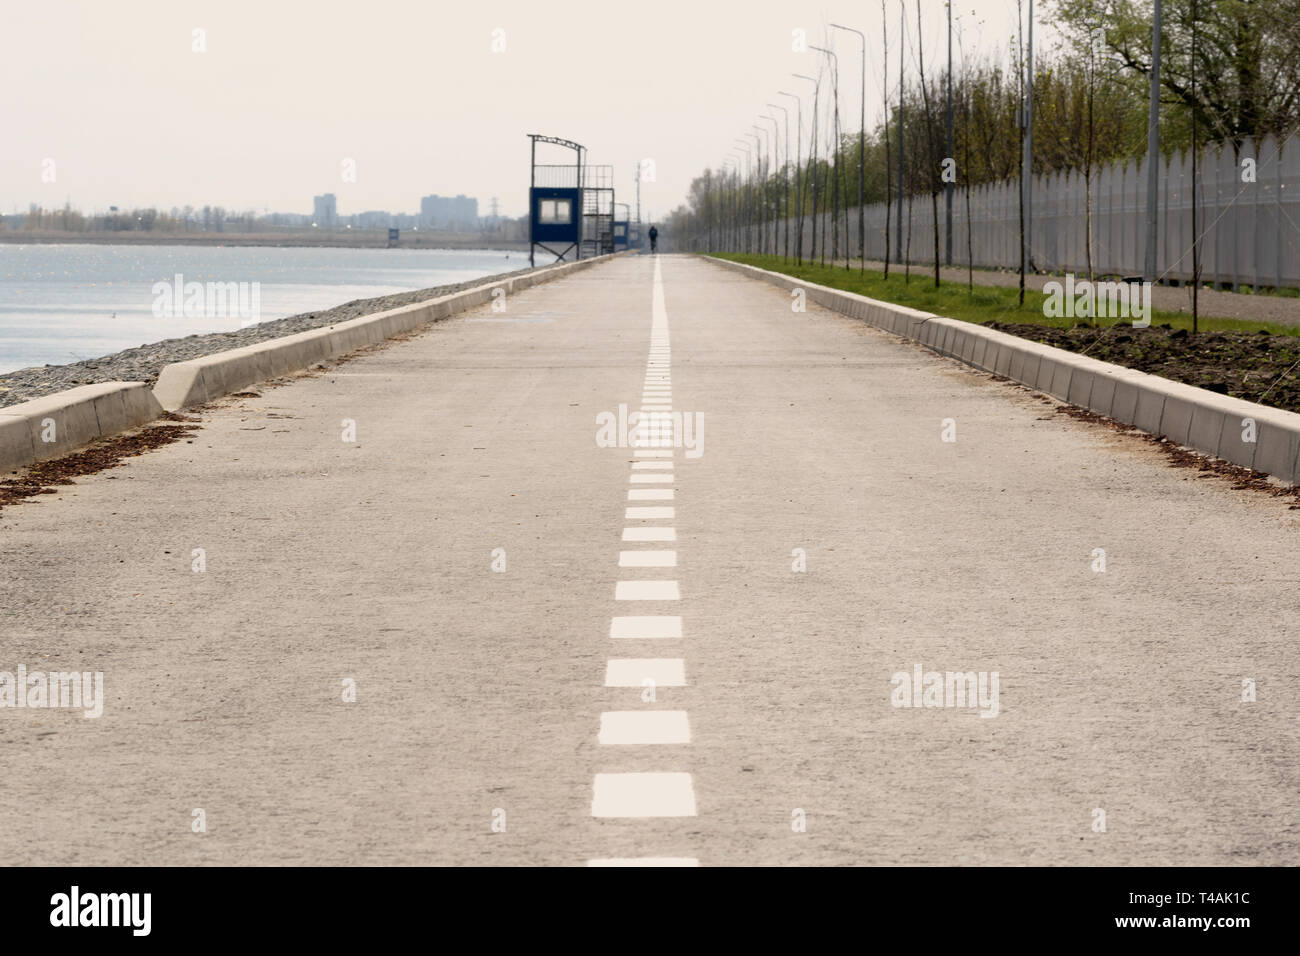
[312,193,337,228]
[354,210,393,230]
[419,194,479,231]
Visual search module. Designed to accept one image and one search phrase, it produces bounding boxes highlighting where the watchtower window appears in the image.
[538,199,572,224]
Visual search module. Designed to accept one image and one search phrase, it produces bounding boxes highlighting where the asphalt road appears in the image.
[1,253,1296,865]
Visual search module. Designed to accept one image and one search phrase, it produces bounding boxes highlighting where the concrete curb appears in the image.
[703,255,1300,485]
[153,251,629,411]
[0,252,630,476]
[0,383,164,474]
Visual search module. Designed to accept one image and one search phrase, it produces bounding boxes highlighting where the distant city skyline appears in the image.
[10,191,505,229]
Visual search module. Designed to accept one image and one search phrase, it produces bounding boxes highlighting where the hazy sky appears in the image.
[4,1,1056,222]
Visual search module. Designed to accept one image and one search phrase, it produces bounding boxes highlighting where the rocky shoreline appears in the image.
[0,265,532,409]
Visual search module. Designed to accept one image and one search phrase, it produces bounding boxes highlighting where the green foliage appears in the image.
[709,253,1300,336]
[665,1,1299,239]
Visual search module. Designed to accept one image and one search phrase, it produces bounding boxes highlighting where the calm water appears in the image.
[0,244,527,373]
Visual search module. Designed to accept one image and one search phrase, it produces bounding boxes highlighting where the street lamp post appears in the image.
[726,155,742,251]
[751,125,770,256]
[747,130,765,255]
[777,91,804,264]
[830,23,865,272]
[897,0,905,264]
[944,2,954,266]
[812,45,841,267]
[734,139,753,252]
[759,115,781,257]
[767,102,791,261]
[728,156,738,251]
[793,73,820,264]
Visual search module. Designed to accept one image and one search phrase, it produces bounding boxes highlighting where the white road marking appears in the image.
[618,550,677,567]
[599,710,691,745]
[609,615,682,638]
[590,256,698,851]
[628,489,674,501]
[622,527,676,541]
[604,658,686,687]
[591,772,697,817]
[615,580,680,601]
[625,506,674,519]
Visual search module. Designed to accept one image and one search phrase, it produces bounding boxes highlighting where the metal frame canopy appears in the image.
[580,164,615,258]
[528,134,584,267]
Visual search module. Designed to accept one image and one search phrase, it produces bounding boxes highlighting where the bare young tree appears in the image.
[1016,0,1027,306]
[883,0,893,279]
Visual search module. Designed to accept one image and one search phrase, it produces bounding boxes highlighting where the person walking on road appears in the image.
[648,225,658,253]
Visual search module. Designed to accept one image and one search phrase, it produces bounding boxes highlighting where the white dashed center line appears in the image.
[621,527,676,542]
[604,659,687,686]
[614,580,680,601]
[590,257,698,856]
[592,773,697,818]
[609,615,683,639]
[598,711,691,745]
[625,506,674,519]
[617,550,677,567]
[627,488,674,501]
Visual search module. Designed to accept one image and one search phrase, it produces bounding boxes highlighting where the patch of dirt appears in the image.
[983,322,1300,415]
[1048,399,1300,509]
[0,413,201,512]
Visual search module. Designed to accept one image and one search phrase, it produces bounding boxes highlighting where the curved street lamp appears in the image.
[792,73,820,263]
[766,103,790,260]
[777,90,804,264]
[830,23,865,271]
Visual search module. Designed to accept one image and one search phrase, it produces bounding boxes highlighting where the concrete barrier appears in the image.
[0,252,630,476]
[704,256,1300,485]
[0,383,164,474]
[153,251,628,411]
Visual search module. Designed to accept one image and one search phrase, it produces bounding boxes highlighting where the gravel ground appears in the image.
[0,266,533,409]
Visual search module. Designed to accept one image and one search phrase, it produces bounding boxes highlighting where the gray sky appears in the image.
[4,0,1051,222]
